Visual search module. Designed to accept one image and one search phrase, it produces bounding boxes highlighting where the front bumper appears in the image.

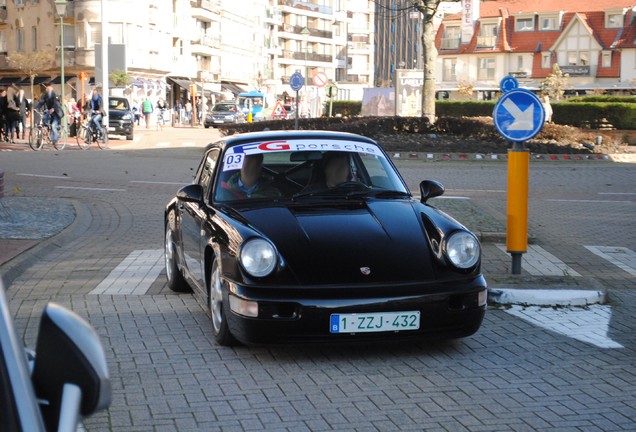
[223,277,487,345]
[108,120,133,136]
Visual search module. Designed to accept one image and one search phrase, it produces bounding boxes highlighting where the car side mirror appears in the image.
[419,180,445,203]
[32,303,111,431]
[177,184,203,203]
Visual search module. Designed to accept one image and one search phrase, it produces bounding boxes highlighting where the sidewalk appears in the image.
[0,194,606,307]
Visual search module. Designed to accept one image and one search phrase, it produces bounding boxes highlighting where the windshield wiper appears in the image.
[345,189,411,199]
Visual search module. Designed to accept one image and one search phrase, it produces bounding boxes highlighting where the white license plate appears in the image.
[213,120,223,123]
[330,311,420,334]
[107,127,116,131]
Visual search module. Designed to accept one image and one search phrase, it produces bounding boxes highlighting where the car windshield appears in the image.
[214,139,409,202]
[213,104,236,112]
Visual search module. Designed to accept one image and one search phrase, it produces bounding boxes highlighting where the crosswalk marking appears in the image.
[89,249,164,295]
[496,244,581,276]
[504,305,623,349]
[584,246,636,276]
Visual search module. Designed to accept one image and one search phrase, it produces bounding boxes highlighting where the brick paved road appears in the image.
[1,131,635,431]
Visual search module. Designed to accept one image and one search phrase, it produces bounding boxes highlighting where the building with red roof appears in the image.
[435,0,636,99]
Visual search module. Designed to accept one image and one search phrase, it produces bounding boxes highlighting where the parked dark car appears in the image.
[0,280,111,431]
[204,102,245,128]
[108,96,134,140]
[164,131,487,346]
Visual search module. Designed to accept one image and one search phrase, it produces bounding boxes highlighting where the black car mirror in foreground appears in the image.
[0,280,111,432]
[176,184,204,203]
[419,179,445,203]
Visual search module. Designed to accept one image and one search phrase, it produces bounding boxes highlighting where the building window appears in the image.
[568,51,589,66]
[606,13,623,28]
[442,58,457,81]
[110,23,123,44]
[601,51,612,68]
[16,28,24,52]
[515,17,534,32]
[89,22,101,48]
[31,25,37,51]
[477,23,498,48]
[478,58,496,80]
[15,0,25,6]
[441,25,460,50]
[540,16,559,31]
[542,52,551,68]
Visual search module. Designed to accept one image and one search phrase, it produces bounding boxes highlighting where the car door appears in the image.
[180,148,220,292]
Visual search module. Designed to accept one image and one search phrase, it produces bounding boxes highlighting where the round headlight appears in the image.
[445,231,480,269]
[240,238,277,277]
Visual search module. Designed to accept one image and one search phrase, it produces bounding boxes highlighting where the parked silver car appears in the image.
[204,102,246,128]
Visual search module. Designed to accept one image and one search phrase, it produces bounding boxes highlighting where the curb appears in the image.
[389,152,636,163]
[0,200,91,289]
[488,287,606,307]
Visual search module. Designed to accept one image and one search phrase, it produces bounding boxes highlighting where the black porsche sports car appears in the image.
[164,131,487,345]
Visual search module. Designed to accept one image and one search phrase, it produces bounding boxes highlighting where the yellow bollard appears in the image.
[506,148,529,274]
[247,112,253,123]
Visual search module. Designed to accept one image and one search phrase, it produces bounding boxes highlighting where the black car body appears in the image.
[204,102,245,128]
[108,97,134,140]
[164,131,487,345]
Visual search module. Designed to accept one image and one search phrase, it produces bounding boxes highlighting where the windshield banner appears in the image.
[227,140,384,158]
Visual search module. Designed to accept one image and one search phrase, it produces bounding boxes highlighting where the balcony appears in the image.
[191,35,220,56]
[191,2,221,22]
[476,35,497,48]
[440,36,460,50]
[194,0,221,12]
[282,23,332,39]
[281,50,332,63]
[277,0,332,15]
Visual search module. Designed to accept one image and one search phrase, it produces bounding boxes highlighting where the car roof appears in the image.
[206,130,378,152]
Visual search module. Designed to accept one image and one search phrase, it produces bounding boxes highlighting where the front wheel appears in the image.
[95,129,107,149]
[76,125,90,149]
[28,127,43,151]
[53,126,68,150]
[209,260,236,346]
[164,212,191,293]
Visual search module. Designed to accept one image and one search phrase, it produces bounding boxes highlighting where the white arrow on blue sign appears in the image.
[493,89,546,142]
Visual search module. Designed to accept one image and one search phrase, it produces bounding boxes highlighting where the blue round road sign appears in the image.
[493,89,546,142]
[500,75,519,93]
[289,72,304,92]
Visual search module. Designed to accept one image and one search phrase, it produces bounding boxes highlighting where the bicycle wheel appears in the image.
[28,127,44,151]
[95,129,107,149]
[53,126,68,150]
[76,125,90,149]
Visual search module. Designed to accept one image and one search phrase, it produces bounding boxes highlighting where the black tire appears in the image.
[96,131,107,149]
[204,125,209,129]
[164,212,191,293]
[126,133,134,141]
[28,128,43,151]
[77,126,90,149]
[53,126,68,150]
[208,259,237,346]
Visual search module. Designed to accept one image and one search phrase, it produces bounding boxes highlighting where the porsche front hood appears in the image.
[238,200,435,285]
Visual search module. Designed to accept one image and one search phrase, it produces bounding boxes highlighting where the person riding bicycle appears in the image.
[89,89,105,139]
[157,97,169,124]
[36,85,64,146]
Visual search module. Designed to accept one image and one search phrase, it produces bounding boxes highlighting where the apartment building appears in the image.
[435,0,636,100]
[1,0,375,116]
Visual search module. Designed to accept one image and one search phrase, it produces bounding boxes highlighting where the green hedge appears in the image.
[552,102,636,129]
[566,95,636,103]
[320,99,636,129]
[435,100,496,117]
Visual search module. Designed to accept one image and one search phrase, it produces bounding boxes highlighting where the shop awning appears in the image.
[167,77,195,91]
[221,82,248,95]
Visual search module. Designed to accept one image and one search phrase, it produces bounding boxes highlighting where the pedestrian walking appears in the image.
[5,85,21,143]
[142,97,153,129]
[16,87,30,140]
[185,100,192,125]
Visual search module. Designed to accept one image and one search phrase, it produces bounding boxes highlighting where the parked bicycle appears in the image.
[28,110,69,151]
[75,114,106,149]
[156,108,168,131]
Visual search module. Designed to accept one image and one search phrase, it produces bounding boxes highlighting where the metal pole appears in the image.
[60,15,66,130]
[294,90,299,130]
[101,0,109,144]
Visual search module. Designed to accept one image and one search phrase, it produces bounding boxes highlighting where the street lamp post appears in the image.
[301,26,310,118]
[54,0,68,129]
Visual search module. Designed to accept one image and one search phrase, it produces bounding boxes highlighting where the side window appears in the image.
[198,149,219,202]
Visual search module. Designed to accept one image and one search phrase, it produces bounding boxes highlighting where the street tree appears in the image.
[109,70,132,88]
[6,50,54,128]
[540,63,569,101]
